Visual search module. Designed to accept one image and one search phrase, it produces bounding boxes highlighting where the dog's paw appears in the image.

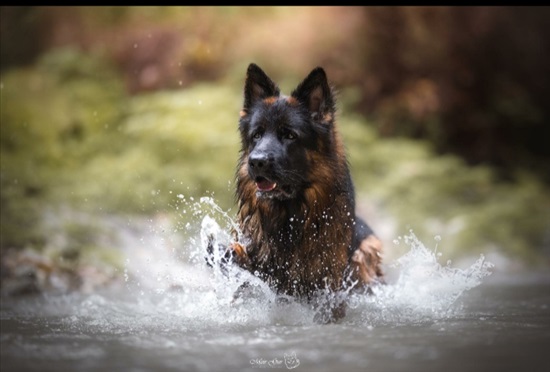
[228,241,251,267]
[205,237,250,273]
[349,234,384,287]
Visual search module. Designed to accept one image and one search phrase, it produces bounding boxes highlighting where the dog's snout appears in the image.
[248,153,271,169]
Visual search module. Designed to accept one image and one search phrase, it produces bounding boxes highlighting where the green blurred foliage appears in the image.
[1,48,125,249]
[1,47,240,252]
[343,113,549,261]
[2,48,549,271]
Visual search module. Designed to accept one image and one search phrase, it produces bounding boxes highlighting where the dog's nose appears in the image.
[248,153,271,169]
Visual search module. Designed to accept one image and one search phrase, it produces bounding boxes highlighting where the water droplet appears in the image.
[434,235,441,241]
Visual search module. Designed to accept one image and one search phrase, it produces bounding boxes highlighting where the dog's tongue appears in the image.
[256,179,277,191]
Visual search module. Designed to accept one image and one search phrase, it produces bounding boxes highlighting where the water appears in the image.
[1,199,550,372]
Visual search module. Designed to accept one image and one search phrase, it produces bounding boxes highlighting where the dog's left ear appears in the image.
[291,67,335,121]
[243,63,280,112]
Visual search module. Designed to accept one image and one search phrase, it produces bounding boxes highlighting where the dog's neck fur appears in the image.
[235,146,354,297]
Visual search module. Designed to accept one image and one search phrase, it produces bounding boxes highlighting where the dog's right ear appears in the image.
[243,63,280,113]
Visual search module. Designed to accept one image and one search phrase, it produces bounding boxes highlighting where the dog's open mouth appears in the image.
[255,177,277,192]
[254,177,295,199]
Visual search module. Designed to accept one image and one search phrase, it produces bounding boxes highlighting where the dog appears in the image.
[207,63,383,322]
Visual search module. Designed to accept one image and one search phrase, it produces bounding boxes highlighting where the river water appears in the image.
[1,203,550,372]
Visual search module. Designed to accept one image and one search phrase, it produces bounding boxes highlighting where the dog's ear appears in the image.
[291,67,335,120]
[243,63,280,112]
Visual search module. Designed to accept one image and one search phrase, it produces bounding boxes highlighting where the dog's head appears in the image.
[238,63,338,201]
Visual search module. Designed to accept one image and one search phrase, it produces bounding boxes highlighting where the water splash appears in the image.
[72,196,494,332]
[2,194,497,355]
[346,231,494,325]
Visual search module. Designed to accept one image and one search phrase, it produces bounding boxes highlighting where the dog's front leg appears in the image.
[228,241,252,268]
[349,235,384,290]
[205,236,251,273]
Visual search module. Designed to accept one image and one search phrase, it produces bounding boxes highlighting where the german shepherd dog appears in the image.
[207,63,383,323]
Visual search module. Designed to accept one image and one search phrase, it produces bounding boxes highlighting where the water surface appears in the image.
[1,212,549,372]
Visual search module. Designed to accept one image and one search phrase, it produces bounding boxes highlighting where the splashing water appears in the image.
[114,196,493,329]
[2,196,513,372]
[6,197,549,372]
[26,196,493,335]
[346,231,494,325]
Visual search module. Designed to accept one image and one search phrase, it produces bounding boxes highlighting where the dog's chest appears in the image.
[258,227,348,296]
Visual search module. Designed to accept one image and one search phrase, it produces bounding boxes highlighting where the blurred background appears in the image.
[1,6,549,296]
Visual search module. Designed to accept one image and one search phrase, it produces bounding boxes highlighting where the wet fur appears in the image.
[210,63,383,322]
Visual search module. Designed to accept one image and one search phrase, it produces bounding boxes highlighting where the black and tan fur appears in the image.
[209,63,383,322]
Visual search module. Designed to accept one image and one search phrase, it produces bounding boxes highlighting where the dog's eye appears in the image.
[252,132,262,140]
[281,130,297,140]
